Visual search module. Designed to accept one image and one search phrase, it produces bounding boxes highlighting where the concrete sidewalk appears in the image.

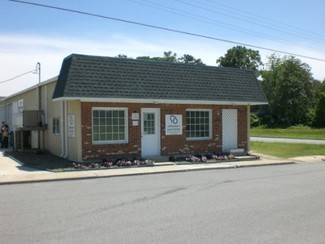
[0,149,323,185]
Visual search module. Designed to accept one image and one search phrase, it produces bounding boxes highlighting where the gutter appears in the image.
[52,97,268,106]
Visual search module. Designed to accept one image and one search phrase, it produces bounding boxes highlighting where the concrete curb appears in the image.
[0,159,296,185]
[234,161,296,168]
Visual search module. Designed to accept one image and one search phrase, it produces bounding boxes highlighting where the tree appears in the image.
[178,54,204,65]
[309,79,322,108]
[116,54,129,59]
[261,55,314,127]
[216,46,262,75]
[313,80,325,127]
[162,51,177,63]
[136,51,177,63]
[136,51,205,65]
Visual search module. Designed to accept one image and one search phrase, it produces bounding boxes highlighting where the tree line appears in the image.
[117,51,204,65]
[117,46,325,128]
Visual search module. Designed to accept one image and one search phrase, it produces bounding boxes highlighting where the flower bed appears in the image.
[72,158,155,170]
[184,153,236,163]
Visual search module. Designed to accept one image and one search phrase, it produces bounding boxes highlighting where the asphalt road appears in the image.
[1,163,325,244]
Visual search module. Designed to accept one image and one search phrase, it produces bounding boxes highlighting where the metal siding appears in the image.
[66,100,82,162]
[45,82,62,156]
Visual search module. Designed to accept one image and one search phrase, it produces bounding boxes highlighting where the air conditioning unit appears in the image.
[23,110,41,127]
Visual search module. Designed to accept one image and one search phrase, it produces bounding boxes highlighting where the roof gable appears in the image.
[53,54,267,105]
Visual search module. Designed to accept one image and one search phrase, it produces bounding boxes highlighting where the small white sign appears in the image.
[165,114,182,135]
[67,114,75,138]
[132,113,139,120]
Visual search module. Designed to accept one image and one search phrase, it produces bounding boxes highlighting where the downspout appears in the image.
[44,85,48,125]
[63,100,68,158]
[37,62,41,150]
[42,84,48,150]
[60,100,65,157]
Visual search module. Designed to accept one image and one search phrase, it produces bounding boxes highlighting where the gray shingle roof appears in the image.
[52,54,268,104]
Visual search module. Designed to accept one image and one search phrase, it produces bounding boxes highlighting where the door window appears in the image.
[143,113,155,135]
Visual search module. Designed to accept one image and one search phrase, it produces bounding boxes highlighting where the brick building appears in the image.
[52,54,267,162]
[1,53,267,162]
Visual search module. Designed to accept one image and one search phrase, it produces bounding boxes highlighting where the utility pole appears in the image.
[36,62,41,151]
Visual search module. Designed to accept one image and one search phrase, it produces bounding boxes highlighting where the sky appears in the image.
[1,0,325,97]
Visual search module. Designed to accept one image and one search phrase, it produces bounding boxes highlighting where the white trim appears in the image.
[52,97,267,106]
[185,109,212,140]
[91,107,129,144]
[92,107,128,110]
[186,108,212,111]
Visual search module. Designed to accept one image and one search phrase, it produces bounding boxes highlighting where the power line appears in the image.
[9,0,325,62]
[0,70,35,84]
[176,0,325,46]
[205,0,324,41]
[130,0,281,39]
[130,0,324,55]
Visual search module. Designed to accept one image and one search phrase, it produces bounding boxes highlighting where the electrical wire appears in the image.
[130,0,324,54]
[0,70,36,84]
[129,0,283,39]
[177,0,324,45]
[9,0,325,62]
[204,0,324,41]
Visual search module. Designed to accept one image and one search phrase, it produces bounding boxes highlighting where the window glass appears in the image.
[52,118,60,134]
[143,112,155,135]
[186,110,211,139]
[92,108,128,143]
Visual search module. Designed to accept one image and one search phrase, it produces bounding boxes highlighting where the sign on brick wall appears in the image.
[165,114,182,135]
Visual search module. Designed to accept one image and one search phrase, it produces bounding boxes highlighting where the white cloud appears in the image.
[0,33,226,96]
[1,33,324,97]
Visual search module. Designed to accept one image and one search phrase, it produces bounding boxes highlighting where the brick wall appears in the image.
[81,102,248,161]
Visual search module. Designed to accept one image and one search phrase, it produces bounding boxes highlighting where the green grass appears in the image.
[251,142,325,158]
[251,127,325,140]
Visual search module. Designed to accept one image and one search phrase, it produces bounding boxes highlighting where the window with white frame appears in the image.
[53,118,60,134]
[92,108,128,144]
[186,109,212,139]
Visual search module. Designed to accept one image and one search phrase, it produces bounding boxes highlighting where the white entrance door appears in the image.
[222,109,238,152]
[141,108,160,157]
